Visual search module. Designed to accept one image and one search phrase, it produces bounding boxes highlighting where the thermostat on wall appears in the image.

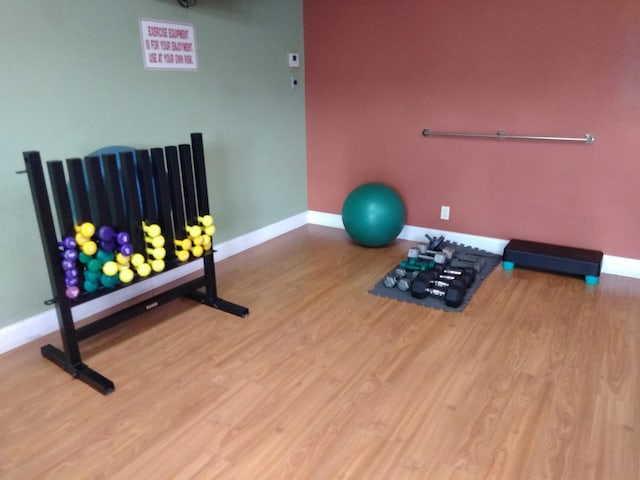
[288,52,300,68]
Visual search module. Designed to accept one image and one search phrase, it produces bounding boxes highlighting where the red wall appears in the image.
[304,0,640,258]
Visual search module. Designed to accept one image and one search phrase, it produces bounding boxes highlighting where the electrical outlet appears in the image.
[440,205,450,220]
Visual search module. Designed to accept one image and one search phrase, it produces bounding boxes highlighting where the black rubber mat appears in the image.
[369,242,502,313]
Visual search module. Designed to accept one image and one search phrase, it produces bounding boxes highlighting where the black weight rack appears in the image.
[23,132,248,395]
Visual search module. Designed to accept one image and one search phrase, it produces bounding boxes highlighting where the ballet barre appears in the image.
[422,129,595,144]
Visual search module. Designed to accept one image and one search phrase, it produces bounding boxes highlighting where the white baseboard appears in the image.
[601,255,640,278]
[214,212,308,260]
[397,224,509,254]
[308,211,640,279]
[306,210,509,253]
[307,210,345,229]
[2,210,639,355]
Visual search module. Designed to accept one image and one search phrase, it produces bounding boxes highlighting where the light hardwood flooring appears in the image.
[1,224,639,479]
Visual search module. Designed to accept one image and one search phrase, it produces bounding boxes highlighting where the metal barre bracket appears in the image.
[422,129,595,144]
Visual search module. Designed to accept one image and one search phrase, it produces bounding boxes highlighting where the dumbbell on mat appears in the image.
[383,268,416,291]
[383,268,406,288]
[408,246,453,265]
[416,244,455,264]
[450,257,483,273]
[410,270,467,308]
[425,233,445,251]
[433,264,476,287]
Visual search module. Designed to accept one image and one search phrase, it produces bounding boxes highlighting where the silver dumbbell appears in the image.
[383,268,416,291]
[384,268,407,288]
[409,245,455,265]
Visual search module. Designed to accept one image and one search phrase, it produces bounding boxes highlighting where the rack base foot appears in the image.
[186,292,249,318]
[40,290,246,395]
[41,344,115,395]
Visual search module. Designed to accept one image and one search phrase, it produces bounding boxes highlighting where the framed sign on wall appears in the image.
[139,18,198,71]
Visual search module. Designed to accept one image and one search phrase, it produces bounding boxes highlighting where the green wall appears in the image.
[0,0,306,329]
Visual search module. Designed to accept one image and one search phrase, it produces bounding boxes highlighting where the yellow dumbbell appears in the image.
[116,252,130,266]
[136,262,152,278]
[204,225,215,237]
[81,241,98,256]
[102,261,119,277]
[75,222,95,239]
[131,253,146,268]
[142,222,162,238]
[146,235,165,249]
[75,233,90,246]
[174,238,192,251]
[201,235,212,251]
[192,235,204,246]
[150,259,165,273]
[119,267,135,284]
[198,215,214,227]
[175,249,190,262]
[146,246,166,260]
[191,244,204,258]
[186,224,202,239]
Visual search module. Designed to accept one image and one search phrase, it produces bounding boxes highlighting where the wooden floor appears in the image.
[1,224,639,479]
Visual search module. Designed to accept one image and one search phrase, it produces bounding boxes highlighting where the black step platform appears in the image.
[502,239,603,285]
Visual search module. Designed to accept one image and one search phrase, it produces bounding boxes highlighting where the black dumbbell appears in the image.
[433,264,476,287]
[451,252,487,272]
[450,257,483,273]
[410,270,467,307]
[417,270,468,292]
[425,233,445,251]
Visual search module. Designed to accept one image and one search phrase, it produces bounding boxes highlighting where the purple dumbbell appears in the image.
[61,258,76,271]
[117,231,131,245]
[98,226,116,242]
[101,240,117,252]
[65,268,79,280]
[58,236,77,250]
[65,276,79,287]
[62,249,79,261]
[65,285,80,299]
[119,243,134,256]
[97,226,117,252]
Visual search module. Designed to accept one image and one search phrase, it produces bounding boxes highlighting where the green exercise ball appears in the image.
[342,183,406,247]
